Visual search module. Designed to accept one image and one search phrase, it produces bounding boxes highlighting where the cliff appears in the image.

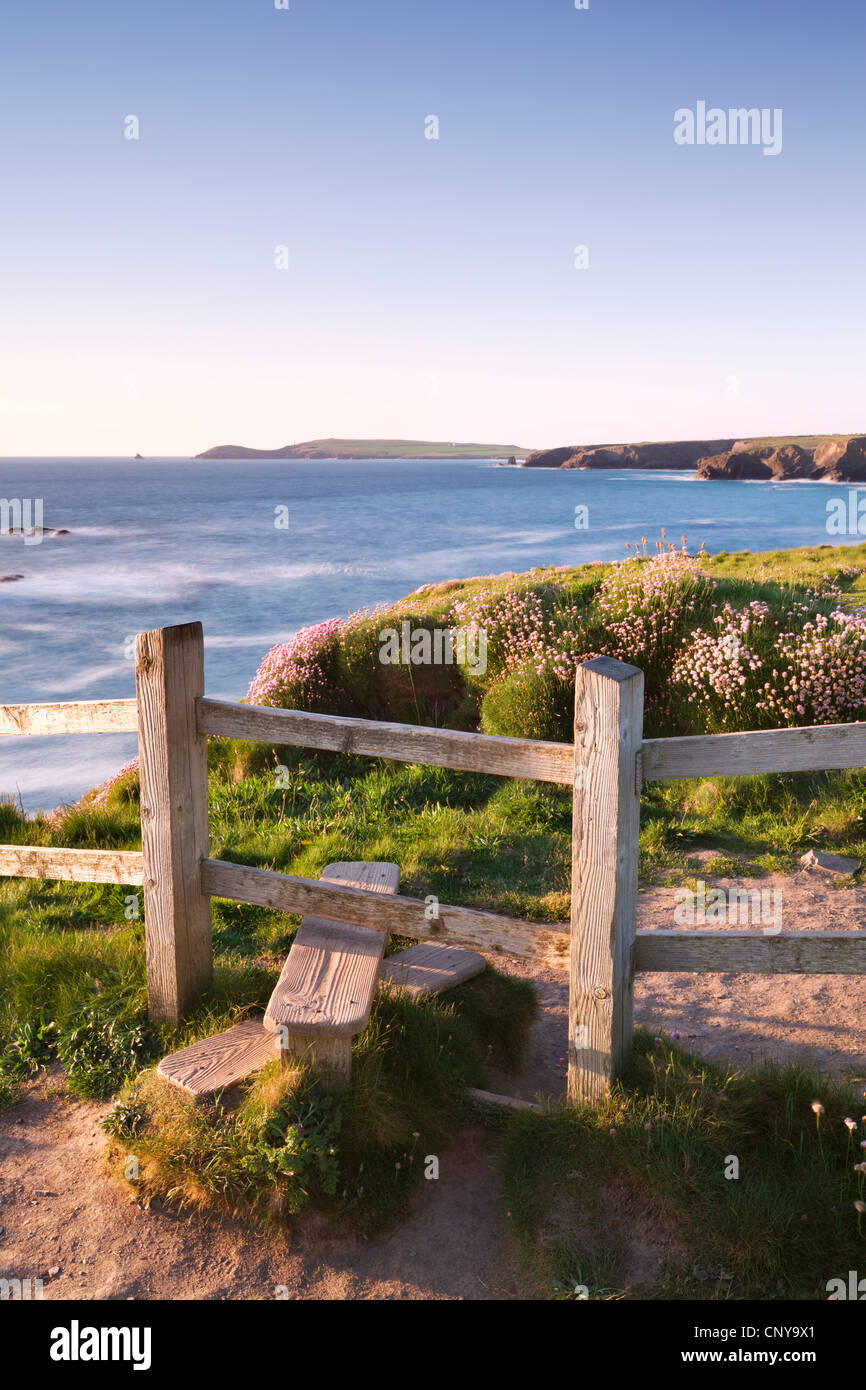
[523,439,736,470]
[696,436,866,482]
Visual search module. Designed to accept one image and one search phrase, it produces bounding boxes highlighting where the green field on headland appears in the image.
[195,437,532,459]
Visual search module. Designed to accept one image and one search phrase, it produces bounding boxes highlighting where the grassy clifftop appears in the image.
[4,540,866,1289]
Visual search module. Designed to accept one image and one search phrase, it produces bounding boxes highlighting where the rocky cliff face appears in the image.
[813,436,866,481]
[522,434,866,481]
[523,439,736,470]
[696,436,866,482]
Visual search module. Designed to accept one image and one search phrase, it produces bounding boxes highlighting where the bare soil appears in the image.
[2,868,863,1301]
[493,864,866,1102]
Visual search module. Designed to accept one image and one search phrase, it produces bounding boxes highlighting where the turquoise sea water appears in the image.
[0,456,858,810]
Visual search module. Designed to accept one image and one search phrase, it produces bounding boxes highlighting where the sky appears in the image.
[0,0,863,455]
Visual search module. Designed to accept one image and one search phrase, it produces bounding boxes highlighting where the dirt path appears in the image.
[0,1078,525,1300]
[494,867,866,1102]
[2,868,863,1300]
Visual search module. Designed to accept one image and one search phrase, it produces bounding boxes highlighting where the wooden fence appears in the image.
[2,621,865,1104]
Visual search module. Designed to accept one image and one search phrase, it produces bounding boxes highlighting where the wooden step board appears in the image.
[265,917,387,1037]
[264,862,400,1039]
[319,861,401,896]
[157,1016,280,1097]
[380,942,486,997]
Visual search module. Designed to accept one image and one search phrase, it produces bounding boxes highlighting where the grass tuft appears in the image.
[103,969,535,1234]
[499,1031,866,1299]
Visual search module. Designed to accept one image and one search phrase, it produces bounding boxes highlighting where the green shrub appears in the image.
[481,666,574,742]
[337,612,471,726]
[234,1084,342,1207]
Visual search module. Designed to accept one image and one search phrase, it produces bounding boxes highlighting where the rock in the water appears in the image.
[799,849,860,877]
[0,574,24,582]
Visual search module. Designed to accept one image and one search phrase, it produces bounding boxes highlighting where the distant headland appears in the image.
[195,438,531,460]
[192,433,866,481]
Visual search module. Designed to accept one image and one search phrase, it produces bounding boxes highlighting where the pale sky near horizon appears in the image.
[1,0,863,456]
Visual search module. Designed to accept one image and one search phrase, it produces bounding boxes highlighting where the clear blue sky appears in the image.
[1,0,863,453]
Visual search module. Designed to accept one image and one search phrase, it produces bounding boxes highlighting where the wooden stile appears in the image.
[157,1016,280,1096]
[136,622,212,1024]
[265,916,388,1037]
[264,861,398,1084]
[380,942,486,996]
[568,657,644,1104]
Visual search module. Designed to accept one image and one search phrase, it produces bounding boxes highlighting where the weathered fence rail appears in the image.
[642,722,866,780]
[2,621,865,1102]
[197,697,574,783]
[201,858,569,968]
[0,845,145,884]
[634,929,866,974]
[0,699,138,736]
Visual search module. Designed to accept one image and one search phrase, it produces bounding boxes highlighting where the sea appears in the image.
[0,456,859,811]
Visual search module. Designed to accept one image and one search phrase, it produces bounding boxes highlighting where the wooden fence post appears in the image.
[568,657,644,1103]
[135,622,212,1024]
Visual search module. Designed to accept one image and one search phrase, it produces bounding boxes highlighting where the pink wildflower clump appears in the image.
[755,604,866,726]
[85,757,140,808]
[246,617,348,710]
[672,601,769,729]
[449,586,584,682]
[674,596,866,730]
[595,542,712,674]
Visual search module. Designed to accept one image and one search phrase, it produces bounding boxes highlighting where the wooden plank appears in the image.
[264,862,399,1081]
[262,859,398,1034]
[202,858,570,969]
[280,1033,352,1085]
[380,942,486,996]
[157,1016,280,1096]
[0,698,138,737]
[0,844,144,885]
[642,722,866,782]
[196,697,574,785]
[635,929,866,975]
[264,917,387,1036]
[569,657,644,1105]
[136,623,212,1025]
[465,1087,543,1113]
[321,861,401,895]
